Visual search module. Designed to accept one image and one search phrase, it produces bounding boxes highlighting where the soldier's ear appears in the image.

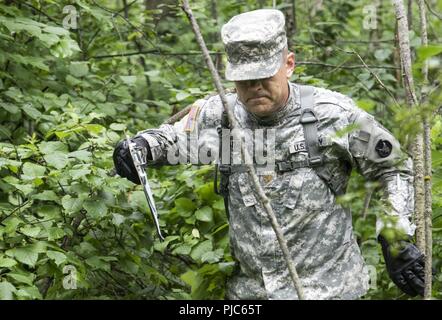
[286,52,295,78]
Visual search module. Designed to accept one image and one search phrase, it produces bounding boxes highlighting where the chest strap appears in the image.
[218,158,327,175]
[299,85,322,167]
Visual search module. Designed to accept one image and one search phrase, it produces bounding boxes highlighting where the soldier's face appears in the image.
[235,51,295,117]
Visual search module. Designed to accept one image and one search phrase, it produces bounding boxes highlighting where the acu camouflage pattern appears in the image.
[137,83,415,300]
[221,9,287,81]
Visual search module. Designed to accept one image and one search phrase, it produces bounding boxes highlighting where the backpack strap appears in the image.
[214,94,236,219]
[299,85,323,167]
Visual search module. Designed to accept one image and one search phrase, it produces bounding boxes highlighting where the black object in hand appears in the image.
[113,136,150,184]
[378,235,425,297]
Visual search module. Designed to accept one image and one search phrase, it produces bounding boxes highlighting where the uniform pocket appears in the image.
[238,173,257,207]
[283,171,305,209]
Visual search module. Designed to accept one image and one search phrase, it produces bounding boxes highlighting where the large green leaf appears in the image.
[417,45,442,62]
[195,206,213,222]
[0,281,16,300]
[175,197,196,217]
[0,256,17,268]
[22,162,46,178]
[69,62,89,78]
[39,141,68,155]
[83,200,108,219]
[6,243,46,267]
[47,250,67,266]
[190,240,213,261]
[61,195,84,214]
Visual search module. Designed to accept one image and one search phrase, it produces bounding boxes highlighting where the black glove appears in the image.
[113,136,151,184]
[378,235,425,297]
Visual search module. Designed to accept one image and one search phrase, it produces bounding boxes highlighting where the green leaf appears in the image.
[120,75,137,86]
[68,150,92,162]
[43,25,69,36]
[109,123,126,131]
[22,162,46,178]
[85,256,116,271]
[153,235,180,253]
[51,38,81,58]
[112,213,125,226]
[0,281,16,300]
[83,200,108,219]
[0,102,19,114]
[6,243,46,267]
[84,124,105,134]
[7,273,35,286]
[44,152,69,169]
[39,141,68,155]
[32,190,59,202]
[176,91,190,101]
[417,45,442,62]
[69,61,89,77]
[192,228,200,238]
[22,104,42,119]
[212,198,225,211]
[190,240,213,261]
[175,198,196,217]
[172,244,192,255]
[62,195,83,214]
[37,205,60,219]
[2,217,21,233]
[0,257,17,268]
[47,250,67,266]
[20,226,41,237]
[15,286,42,299]
[69,168,91,180]
[195,206,213,222]
[374,49,391,62]
[201,249,223,263]
[48,227,65,241]
[1,18,41,37]
[39,33,60,47]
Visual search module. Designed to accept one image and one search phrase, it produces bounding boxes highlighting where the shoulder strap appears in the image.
[299,85,322,166]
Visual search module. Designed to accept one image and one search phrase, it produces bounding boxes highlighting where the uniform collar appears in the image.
[238,82,301,126]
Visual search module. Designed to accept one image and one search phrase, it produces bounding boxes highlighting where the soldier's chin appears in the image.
[246,103,274,118]
[245,99,272,116]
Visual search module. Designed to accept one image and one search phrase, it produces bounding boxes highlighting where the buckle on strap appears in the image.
[309,156,323,166]
[300,108,318,124]
[276,161,293,173]
[219,164,231,174]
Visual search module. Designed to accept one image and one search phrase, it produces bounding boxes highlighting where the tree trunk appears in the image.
[390,0,426,253]
[210,0,224,75]
[407,0,413,30]
[418,0,433,300]
[284,0,297,49]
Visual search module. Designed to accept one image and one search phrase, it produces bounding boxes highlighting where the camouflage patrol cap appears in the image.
[221,9,287,81]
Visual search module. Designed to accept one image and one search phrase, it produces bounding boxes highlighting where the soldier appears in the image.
[113,9,426,299]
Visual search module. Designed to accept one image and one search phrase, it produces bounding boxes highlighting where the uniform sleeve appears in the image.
[135,96,222,167]
[347,106,416,237]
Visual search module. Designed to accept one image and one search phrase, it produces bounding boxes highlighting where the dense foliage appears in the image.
[0,0,441,300]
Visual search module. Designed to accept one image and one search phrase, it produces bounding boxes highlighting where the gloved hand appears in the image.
[113,135,151,184]
[378,234,425,297]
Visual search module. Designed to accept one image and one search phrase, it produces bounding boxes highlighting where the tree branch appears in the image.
[424,0,442,20]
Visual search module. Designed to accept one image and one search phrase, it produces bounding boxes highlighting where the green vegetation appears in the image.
[0,0,441,300]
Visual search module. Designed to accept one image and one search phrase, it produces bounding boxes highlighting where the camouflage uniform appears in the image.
[135,9,415,300]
